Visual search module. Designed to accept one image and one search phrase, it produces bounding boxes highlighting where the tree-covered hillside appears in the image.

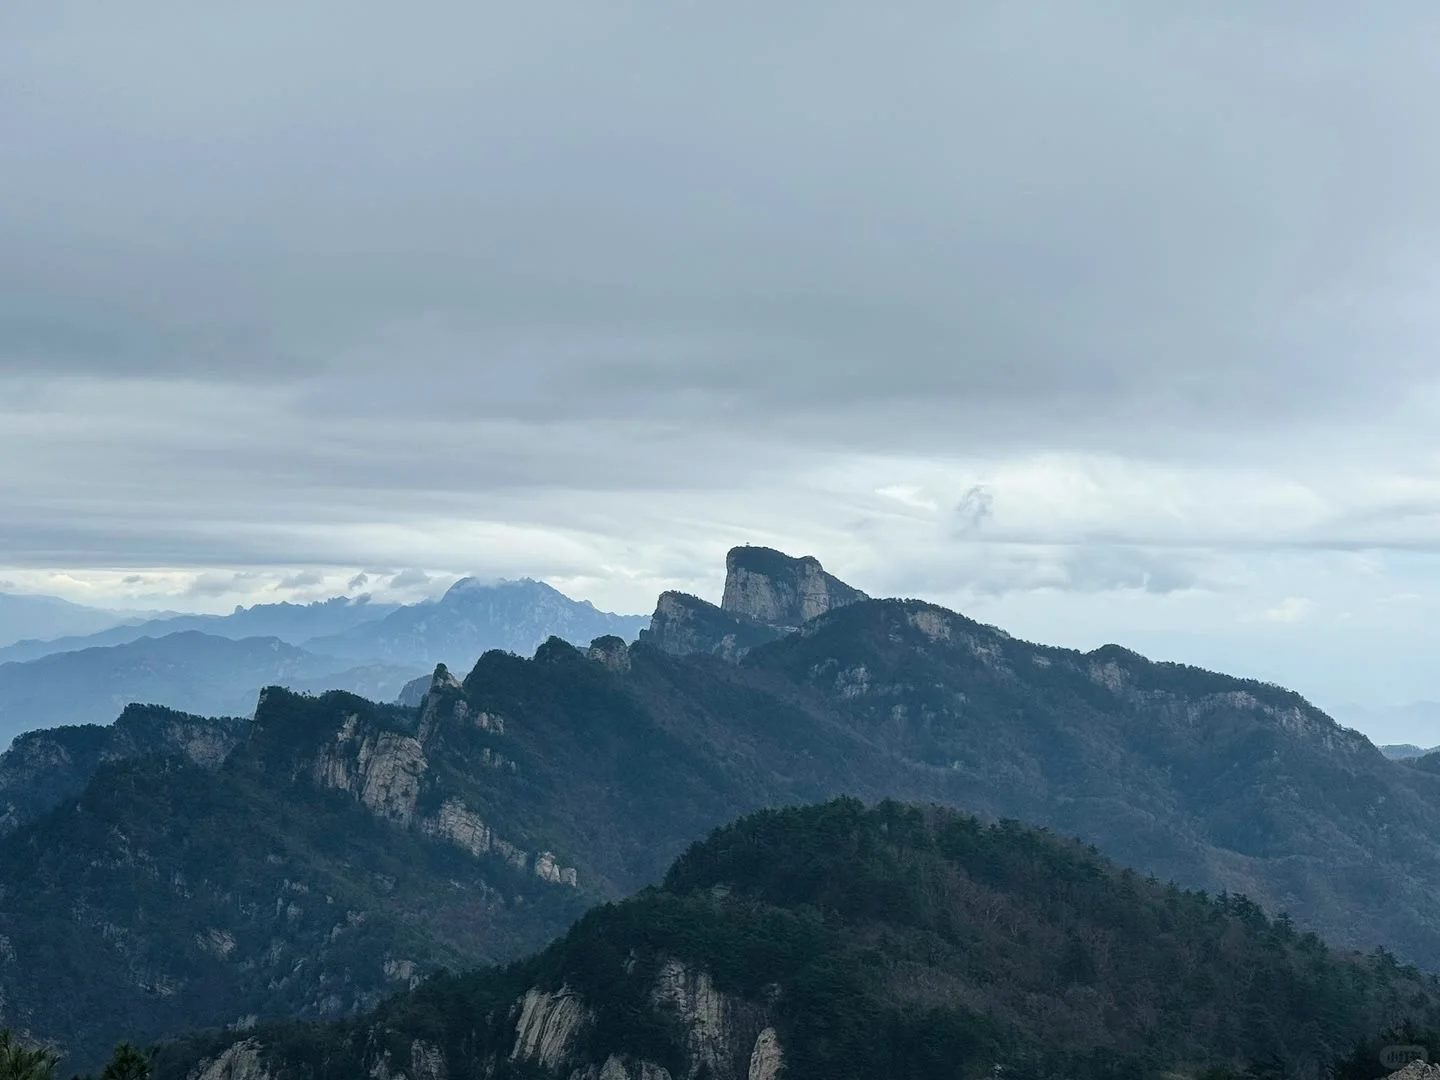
[0,690,590,1073]
[154,800,1440,1080]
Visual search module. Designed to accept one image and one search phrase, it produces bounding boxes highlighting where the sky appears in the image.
[3,4,1440,738]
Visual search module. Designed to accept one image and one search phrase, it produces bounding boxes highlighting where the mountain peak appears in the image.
[720,545,867,629]
[442,576,542,599]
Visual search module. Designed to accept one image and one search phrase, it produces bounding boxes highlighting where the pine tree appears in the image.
[0,1031,59,1080]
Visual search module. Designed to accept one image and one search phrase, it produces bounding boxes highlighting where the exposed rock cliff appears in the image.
[188,1038,271,1080]
[586,635,632,673]
[649,959,768,1080]
[290,683,579,886]
[636,593,783,660]
[510,987,590,1069]
[640,547,865,660]
[721,546,867,629]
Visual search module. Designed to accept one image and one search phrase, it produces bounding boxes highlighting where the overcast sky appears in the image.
[3,3,1440,737]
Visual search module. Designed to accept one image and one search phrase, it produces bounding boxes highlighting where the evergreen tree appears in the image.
[0,1031,59,1080]
[99,1046,149,1080]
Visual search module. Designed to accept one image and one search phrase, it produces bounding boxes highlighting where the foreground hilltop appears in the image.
[156,799,1440,1080]
[9,546,1440,1065]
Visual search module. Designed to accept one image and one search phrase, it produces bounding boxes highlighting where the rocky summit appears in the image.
[720,545,867,628]
[639,545,866,658]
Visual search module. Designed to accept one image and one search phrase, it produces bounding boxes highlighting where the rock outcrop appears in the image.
[312,718,427,825]
[503,962,772,1080]
[637,592,783,661]
[1386,1063,1440,1080]
[746,1028,782,1080]
[721,546,867,629]
[296,690,579,887]
[650,959,769,1080]
[511,987,590,1069]
[587,635,632,672]
[188,1039,272,1080]
[640,547,865,660]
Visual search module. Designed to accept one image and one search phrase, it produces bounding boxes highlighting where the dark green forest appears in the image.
[149,799,1440,1080]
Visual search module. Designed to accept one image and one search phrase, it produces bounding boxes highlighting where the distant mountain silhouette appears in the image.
[0,591,151,650]
[0,595,399,665]
[305,577,648,666]
[0,631,421,748]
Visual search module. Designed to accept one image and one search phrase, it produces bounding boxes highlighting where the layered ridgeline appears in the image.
[0,632,421,749]
[0,580,647,749]
[0,596,399,666]
[0,581,648,668]
[155,800,1440,1080]
[306,577,650,667]
[11,546,1440,1065]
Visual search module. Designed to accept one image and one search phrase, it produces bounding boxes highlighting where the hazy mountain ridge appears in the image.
[0,592,155,651]
[0,631,424,749]
[1381,744,1437,760]
[0,581,644,747]
[305,577,649,667]
[154,800,1440,1080]
[0,595,399,666]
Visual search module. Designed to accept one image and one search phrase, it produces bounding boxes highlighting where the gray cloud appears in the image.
[954,486,995,534]
[183,571,260,599]
[276,570,325,590]
[5,3,1440,454]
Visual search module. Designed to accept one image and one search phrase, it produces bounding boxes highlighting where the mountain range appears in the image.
[7,546,1440,1070]
[0,579,648,748]
[0,595,400,665]
[0,592,160,651]
[0,632,418,750]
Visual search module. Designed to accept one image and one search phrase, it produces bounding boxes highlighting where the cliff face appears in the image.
[720,546,867,629]
[179,957,780,1080]
[260,671,580,888]
[636,593,783,661]
[641,547,865,660]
